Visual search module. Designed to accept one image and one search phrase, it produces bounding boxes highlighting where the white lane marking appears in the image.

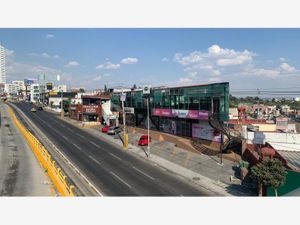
[91,141,101,148]
[77,134,85,139]
[62,135,69,141]
[132,166,155,180]
[73,143,82,150]
[110,171,132,188]
[89,155,101,166]
[109,153,122,161]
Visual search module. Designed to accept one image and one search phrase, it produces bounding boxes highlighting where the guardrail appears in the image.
[7,106,75,196]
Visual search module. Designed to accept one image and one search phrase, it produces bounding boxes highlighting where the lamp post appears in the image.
[147,97,150,156]
[120,92,127,149]
[60,87,64,118]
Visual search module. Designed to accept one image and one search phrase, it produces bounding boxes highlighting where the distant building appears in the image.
[4,83,19,95]
[53,84,67,92]
[12,80,25,91]
[30,84,41,103]
[0,44,6,84]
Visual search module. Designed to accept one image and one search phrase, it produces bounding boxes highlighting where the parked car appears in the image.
[37,106,43,110]
[101,125,111,133]
[138,135,151,146]
[30,108,37,112]
[107,126,121,135]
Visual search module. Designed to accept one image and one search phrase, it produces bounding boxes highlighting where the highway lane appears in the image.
[14,102,212,196]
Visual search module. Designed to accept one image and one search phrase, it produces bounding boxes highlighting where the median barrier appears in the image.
[7,106,75,196]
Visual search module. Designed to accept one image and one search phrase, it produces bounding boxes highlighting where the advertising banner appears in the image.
[83,105,99,114]
[192,123,221,142]
[153,108,209,120]
[46,82,53,90]
[153,108,172,117]
[24,79,35,86]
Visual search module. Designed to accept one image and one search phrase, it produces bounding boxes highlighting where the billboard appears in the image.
[46,82,53,90]
[192,123,221,142]
[24,79,35,86]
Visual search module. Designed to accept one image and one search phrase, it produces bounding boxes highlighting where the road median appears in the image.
[7,105,75,196]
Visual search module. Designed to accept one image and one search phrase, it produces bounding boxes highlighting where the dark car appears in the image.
[37,106,43,110]
[107,126,121,135]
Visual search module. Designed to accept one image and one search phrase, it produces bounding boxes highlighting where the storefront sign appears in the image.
[192,123,221,142]
[153,108,173,117]
[124,107,135,114]
[83,105,99,114]
[153,108,209,120]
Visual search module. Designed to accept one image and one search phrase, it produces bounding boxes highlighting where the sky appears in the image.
[1,28,300,94]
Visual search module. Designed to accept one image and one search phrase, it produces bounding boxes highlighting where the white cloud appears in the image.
[28,52,60,59]
[208,77,222,82]
[96,61,120,70]
[280,62,296,73]
[46,34,55,39]
[65,61,80,67]
[178,77,193,84]
[92,75,102,81]
[5,48,14,57]
[121,57,138,64]
[42,52,50,58]
[175,44,254,67]
[162,57,169,62]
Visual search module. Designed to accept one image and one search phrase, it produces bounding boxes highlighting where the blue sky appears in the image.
[1,28,300,92]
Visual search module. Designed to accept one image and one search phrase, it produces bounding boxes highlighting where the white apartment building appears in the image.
[0,44,6,84]
[30,84,41,103]
[12,80,25,91]
[4,83,19,94]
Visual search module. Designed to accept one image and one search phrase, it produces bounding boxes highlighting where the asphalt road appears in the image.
[14,102,212,196]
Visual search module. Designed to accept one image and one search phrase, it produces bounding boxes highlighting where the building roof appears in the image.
[82,95,110,100]
[276,150,300,170]
[229,119,269,125]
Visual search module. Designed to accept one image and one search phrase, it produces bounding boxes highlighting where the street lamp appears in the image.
[120,92,128,149]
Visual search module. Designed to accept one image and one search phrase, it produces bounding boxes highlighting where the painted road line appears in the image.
[77,134,85,139]
[110,171,132,188]
[89,155,101,166]
[62,135,69,141]
[73,143,82,151]
[132,166,155,180]
[90,141,101,148]
[109,153,122,161]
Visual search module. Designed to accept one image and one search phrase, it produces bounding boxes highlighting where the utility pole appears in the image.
[121,92,128,149]
[60,88,64,118]
[147,97,150,156]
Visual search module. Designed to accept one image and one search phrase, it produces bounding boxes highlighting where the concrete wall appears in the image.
[253,123,277,132]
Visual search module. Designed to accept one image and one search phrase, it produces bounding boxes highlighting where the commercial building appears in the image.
[4,83,19,95]
[0,44,6,84]
[111,82,229,142]
[69,94,114,123]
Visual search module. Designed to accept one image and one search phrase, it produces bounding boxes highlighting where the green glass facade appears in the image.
[111,82,229,121]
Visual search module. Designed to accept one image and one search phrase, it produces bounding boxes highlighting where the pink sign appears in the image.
[153,108,209,120]
[153,108,172,117]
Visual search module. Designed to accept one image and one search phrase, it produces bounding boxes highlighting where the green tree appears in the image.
[133,84,137,89]
[104,84,108,93]
[251,159,287,196]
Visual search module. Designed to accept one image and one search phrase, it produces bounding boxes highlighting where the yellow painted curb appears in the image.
[7,106,75,196]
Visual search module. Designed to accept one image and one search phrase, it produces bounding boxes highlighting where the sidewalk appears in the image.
[0,103,54,196]
[59,115,256,196]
